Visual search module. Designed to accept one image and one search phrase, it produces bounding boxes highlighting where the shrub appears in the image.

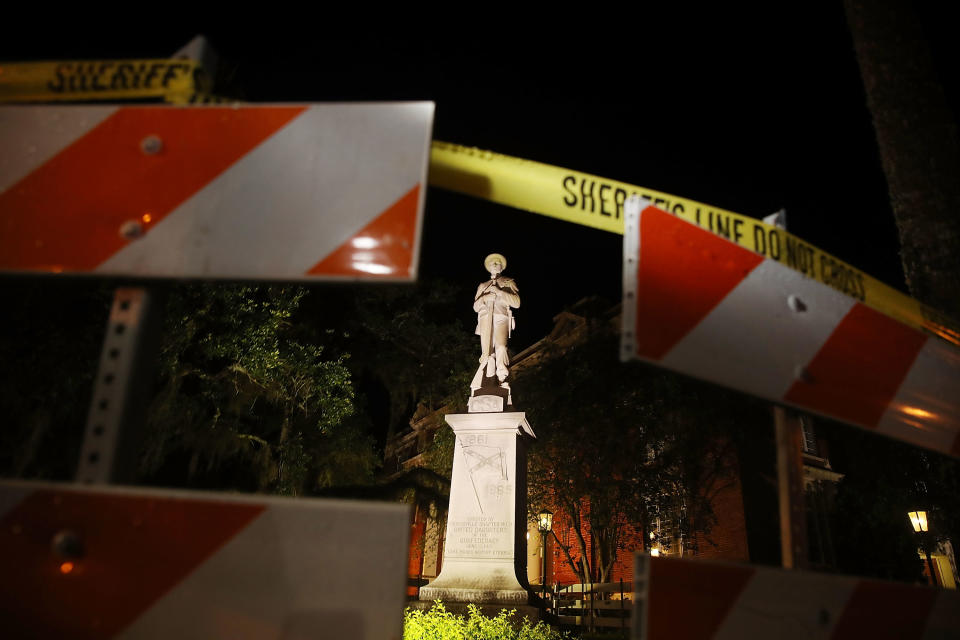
[404,601,570,640]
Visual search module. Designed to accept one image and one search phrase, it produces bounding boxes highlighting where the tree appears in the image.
[519,319,765,583]
[139,284,375,495]
[845,0,960,317]
[826,419,960,583]
[345,280,476,440]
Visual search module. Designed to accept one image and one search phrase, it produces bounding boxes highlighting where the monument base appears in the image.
[418,586,529,605]
[418,563,530,604]
[467,394,505,413]
[419,412,535,606]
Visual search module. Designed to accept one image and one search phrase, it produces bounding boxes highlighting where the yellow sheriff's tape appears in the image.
[429,141,960,346]
[0,59,199,103]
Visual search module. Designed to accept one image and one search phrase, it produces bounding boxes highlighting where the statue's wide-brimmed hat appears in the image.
[484,253,507,272]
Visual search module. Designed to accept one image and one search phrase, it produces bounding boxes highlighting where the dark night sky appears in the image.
[3,8,957,349]
[206,12,935,348]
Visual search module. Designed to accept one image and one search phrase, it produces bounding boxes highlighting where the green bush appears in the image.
[404,601,570,640]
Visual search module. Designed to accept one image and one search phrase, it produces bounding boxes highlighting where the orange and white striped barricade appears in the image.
[633,554,960,639]
[0,102,433,281]
[0,480,411,639]
[1,102,435,484]
[621,198,960,459]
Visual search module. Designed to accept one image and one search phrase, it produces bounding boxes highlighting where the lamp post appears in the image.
[908,510,937,587]
[538,509,553,608]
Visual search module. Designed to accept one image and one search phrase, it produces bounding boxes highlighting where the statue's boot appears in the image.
[495,346,509,381]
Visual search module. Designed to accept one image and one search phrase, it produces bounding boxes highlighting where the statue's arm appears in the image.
[498,280,520,309]
[473,283,492,312]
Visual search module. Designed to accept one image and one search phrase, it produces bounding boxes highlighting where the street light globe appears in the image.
[538,509,553,533]
[908,510,929,533]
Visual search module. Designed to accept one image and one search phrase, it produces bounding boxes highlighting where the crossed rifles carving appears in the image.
[461,444,507,513]
[465,446,506,477]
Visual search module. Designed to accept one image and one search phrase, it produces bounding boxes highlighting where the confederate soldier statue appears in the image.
[472,253,520,390]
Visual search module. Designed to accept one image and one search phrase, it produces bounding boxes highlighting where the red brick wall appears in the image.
[547,503,644,585]
[544,446,751,586]
[688,447,750,562]
[549,505,588,585]
[407,505,426,596]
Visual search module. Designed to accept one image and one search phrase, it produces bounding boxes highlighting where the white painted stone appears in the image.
[471,254,520,386]
[420,412,535,604]
[468,395,503,413]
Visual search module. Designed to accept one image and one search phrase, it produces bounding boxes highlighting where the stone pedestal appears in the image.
[419,412,535,605]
